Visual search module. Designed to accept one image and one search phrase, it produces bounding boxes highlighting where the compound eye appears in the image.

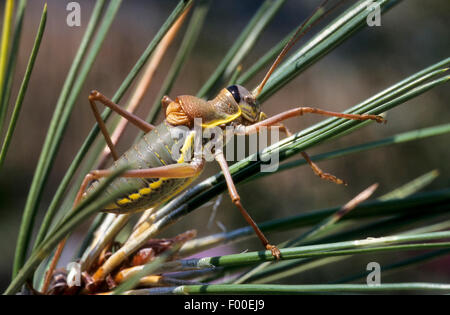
[226,85,241,103]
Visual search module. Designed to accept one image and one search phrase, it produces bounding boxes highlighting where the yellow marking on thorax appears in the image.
[153,151,166,165]
[177,131,195,163]
[201,107,242,128]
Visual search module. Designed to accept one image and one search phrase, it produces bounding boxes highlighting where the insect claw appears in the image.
[89,90,100,98]
[266,244,281,260]
[322,173,347,186]
[375,115,386,124]
[367,113,387,124]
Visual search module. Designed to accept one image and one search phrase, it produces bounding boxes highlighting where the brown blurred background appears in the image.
[0,0,449,291]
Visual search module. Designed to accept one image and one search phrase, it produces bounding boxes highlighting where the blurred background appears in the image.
[0,0,449,291]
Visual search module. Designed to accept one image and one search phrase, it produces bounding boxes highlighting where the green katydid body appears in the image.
[82,86,260,215]
[43,1,375,289]
[75,84,264,283]
[84,120,198,214]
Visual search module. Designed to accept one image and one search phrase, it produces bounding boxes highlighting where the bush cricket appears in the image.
[43,0,385,293]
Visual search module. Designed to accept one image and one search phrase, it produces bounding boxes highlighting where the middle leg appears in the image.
[215,151,281,259]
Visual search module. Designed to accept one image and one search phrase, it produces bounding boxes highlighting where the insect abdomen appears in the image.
[86,120,195,214]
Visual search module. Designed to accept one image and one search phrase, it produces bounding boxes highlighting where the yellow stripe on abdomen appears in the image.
[110,131,196,211]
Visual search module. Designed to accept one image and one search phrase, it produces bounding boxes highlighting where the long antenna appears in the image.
[252,0,347,98]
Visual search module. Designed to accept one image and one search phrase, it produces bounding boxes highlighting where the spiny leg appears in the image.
[43,122,124,293]
[88,93,120,161]
[274,122,346,185]
[97,6,189,168]
[88,91,155,162]
[43,160,205,293]
[90,161,205,181]
[215,151,280,259]
[89,91,155,133]
[42,171,103,294]
[43,92,136,292]
[300,151,346,185]
[90,2,191,144]
[44,9,191,293]
[75,160,205,219]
